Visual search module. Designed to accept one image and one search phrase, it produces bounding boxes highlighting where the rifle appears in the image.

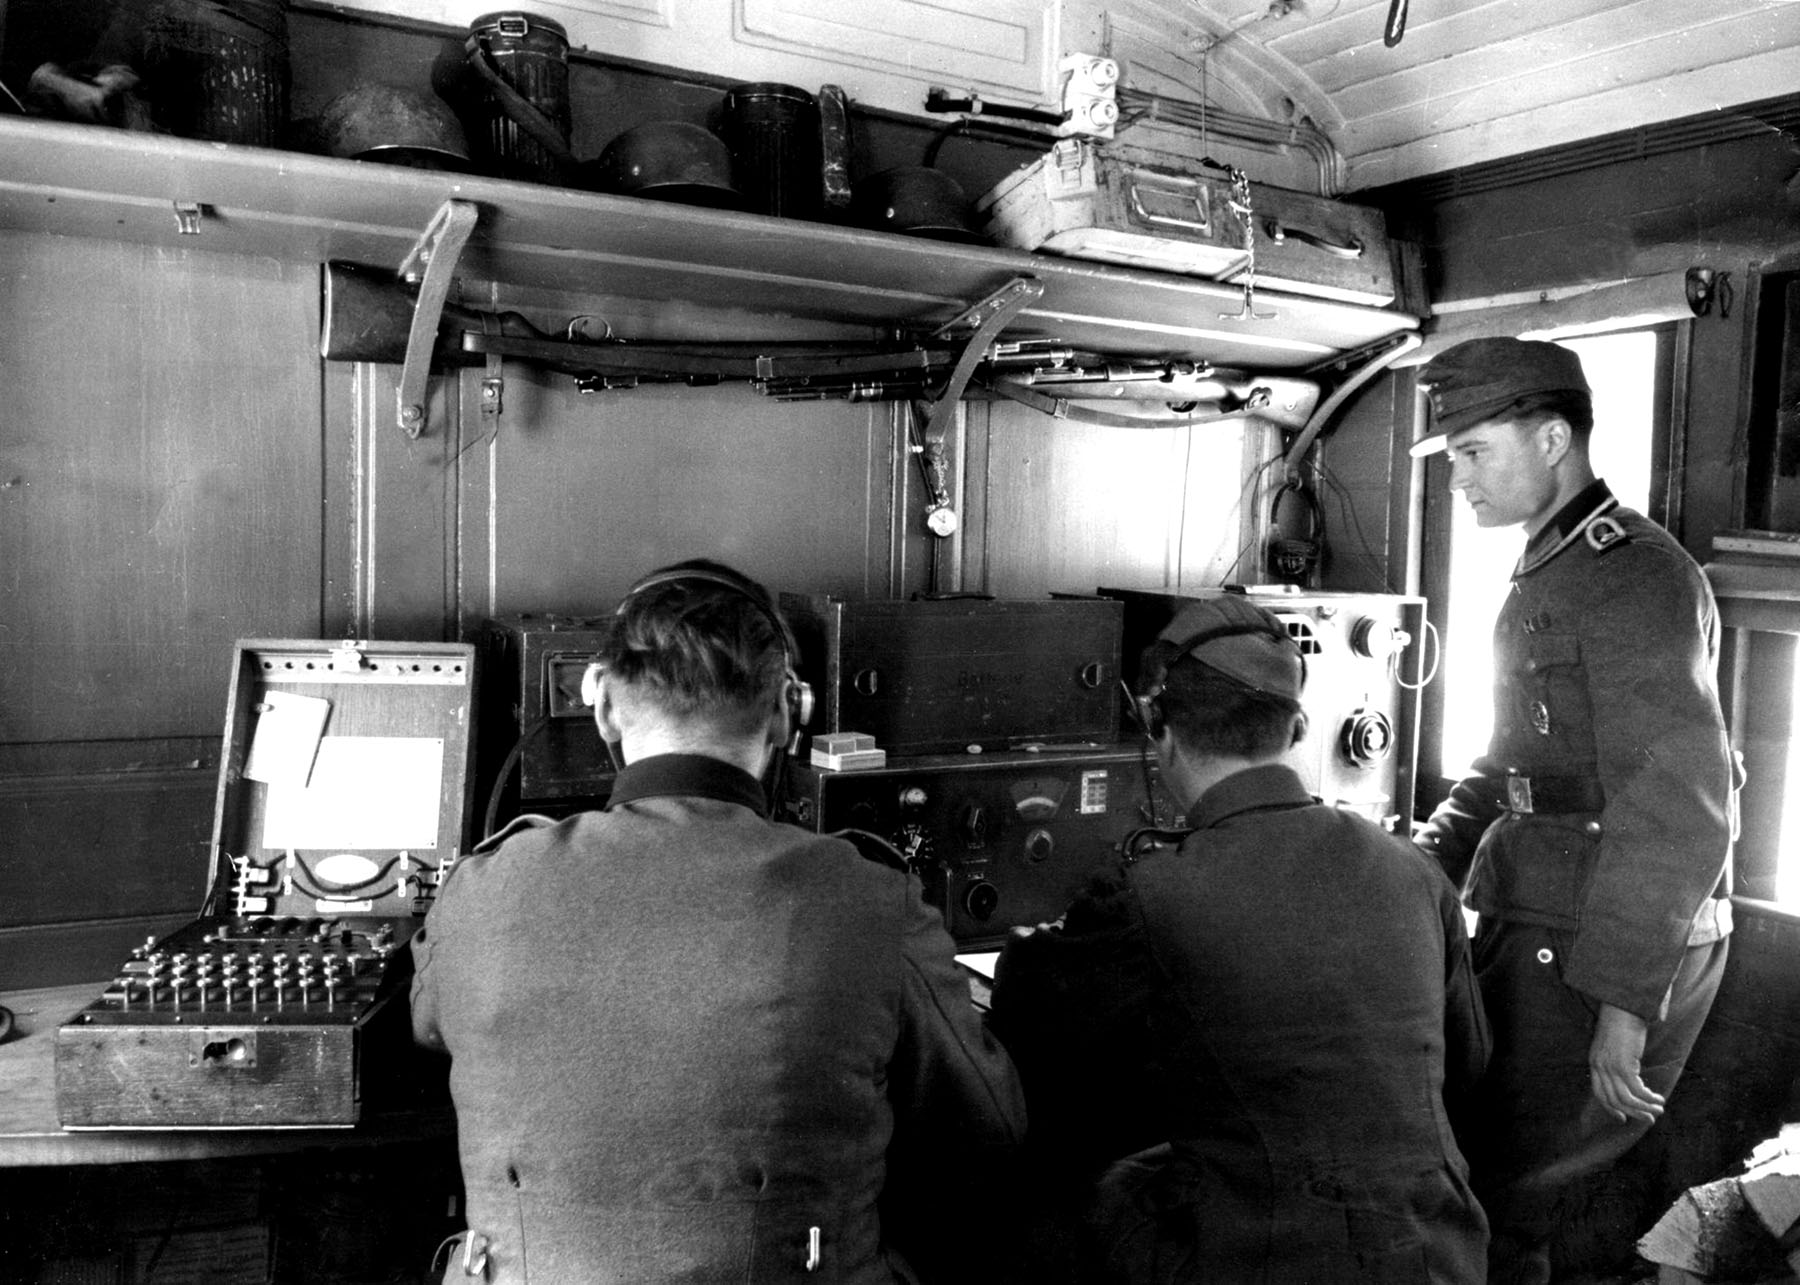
[320,261,1322,429]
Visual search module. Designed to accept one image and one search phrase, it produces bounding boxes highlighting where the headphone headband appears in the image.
[593,564,813,729]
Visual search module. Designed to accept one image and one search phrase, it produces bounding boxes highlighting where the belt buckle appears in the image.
[1505,775,1534,813]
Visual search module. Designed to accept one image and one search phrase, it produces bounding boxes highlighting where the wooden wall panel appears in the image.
[965,398,1247,597]
[0,232,324,742]
[460,376,895,619]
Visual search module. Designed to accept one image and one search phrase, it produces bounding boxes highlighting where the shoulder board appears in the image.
[472,813,556,856]
[1584,514,1631,554]
[830,827,912,873]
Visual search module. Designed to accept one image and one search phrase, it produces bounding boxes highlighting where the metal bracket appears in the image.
[172,201,205,235]
[395,200,480,439]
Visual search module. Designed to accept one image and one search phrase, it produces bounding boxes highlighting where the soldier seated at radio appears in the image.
[988,594,1489,1284]
[410,557,1026,1284]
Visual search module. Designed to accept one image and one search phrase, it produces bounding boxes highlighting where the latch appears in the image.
[395,199,481,439]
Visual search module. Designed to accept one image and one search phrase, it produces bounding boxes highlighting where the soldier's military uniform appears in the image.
[411,753,1026,1284]
[1416,479,1734,1278]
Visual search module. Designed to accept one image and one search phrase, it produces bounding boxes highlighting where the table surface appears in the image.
[0,983,453,1167]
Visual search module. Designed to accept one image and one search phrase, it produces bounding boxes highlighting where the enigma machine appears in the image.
[55,639,476,1129]
[1101,587,1427,830]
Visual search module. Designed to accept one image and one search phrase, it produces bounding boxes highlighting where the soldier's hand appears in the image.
[1589,1002,1666,1125]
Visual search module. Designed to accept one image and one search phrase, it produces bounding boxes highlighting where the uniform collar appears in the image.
[1187,762,1316,830]
[607,753,769,816]
[1517,479,1617,577]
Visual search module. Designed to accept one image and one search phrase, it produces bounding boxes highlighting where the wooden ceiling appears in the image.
[1100,0,1800,190]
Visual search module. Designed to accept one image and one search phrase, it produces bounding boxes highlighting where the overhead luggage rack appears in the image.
[0,116,1419,373]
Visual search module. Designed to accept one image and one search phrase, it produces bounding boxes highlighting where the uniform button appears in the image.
[1584,821,1603,835]
[1536,948,1554,964]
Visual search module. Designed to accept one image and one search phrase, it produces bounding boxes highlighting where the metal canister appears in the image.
[718,83,821,219]
[467,11,572,184]
[140,0,289,146]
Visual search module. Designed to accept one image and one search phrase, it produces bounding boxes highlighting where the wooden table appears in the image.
[0,984,453,1167]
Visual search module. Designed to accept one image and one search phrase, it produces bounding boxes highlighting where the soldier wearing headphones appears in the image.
[410,558,1025,1283]
[989,594,1489,1284]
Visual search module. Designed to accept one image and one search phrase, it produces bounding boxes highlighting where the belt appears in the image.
[1489,772,1606,815]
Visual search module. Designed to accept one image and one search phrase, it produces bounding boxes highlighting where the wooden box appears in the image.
[778,595,1124,756]
[477,613,615,808]
[55,639,476,1129]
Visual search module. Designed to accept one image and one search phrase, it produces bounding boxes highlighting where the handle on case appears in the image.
[1262,218,1364,259]
[1126,177,1213,234]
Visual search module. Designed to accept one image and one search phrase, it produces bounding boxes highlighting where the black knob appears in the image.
[1024,828,1054,863]
[964,881,1000,921]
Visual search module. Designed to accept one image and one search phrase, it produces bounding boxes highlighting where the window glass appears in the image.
[1438,330,1660,775]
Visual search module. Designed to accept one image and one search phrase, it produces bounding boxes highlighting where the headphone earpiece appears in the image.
[1143,694,1166,740]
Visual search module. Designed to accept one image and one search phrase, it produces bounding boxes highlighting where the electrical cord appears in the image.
[483,716,551,841]
[1392,616,1443,691]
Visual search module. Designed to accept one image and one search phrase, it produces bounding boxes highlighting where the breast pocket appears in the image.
[1510,631,1591,752]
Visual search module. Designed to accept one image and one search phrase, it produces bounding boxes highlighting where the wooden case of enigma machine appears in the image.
[55,639,476,1129]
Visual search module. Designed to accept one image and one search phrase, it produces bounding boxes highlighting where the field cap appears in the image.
[1411,337,1591,456]
[1153,595,1303,701]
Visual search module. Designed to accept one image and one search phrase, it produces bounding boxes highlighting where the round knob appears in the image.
[898,786,927,809]
[963,882,1000,921]
[853,668,881,696]
[961,804,989,848]
[1024,828,1054,863]
[1340,709,1394,766]
[1349,617,1410,660]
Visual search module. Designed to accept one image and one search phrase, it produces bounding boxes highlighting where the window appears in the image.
[1418,327,1676,806]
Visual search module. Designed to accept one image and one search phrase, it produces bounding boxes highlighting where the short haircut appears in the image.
[1144,646,1304,761]
[1496,388,1594,437]
[602,559,790,736]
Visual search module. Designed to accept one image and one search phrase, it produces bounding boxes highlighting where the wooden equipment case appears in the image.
[54,639,476,1129]
[778,595,1124,756]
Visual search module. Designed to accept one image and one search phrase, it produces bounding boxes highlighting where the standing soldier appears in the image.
[1411,337,1736,1284]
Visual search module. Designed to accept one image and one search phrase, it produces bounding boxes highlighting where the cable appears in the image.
[1312,462,1400,594]
[1393,616,1443,691]
[1221,453,1288,581]
[483,716,550,840]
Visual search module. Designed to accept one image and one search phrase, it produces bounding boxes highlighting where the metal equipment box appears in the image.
[1101,587,1426,830]
[977,140,1397,307]
[55,639,476,1129]
[781,746,1174,949]
[778,594,1125,756]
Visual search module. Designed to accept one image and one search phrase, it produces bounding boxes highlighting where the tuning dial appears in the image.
[1340,708,1395,767]
[963,881,1000,921]
[1349,617,1411,660]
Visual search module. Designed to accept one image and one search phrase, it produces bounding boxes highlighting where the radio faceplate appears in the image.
[1102,587,1427,830]
[782,747,1175,949]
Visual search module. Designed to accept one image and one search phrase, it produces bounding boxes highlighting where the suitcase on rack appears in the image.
[54,638,477,1129]
[976,139,1397,307]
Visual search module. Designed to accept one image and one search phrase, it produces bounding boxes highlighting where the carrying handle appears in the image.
[462,37,577,169]
[1127,177,1212,234]
[1262,218,1363,259]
